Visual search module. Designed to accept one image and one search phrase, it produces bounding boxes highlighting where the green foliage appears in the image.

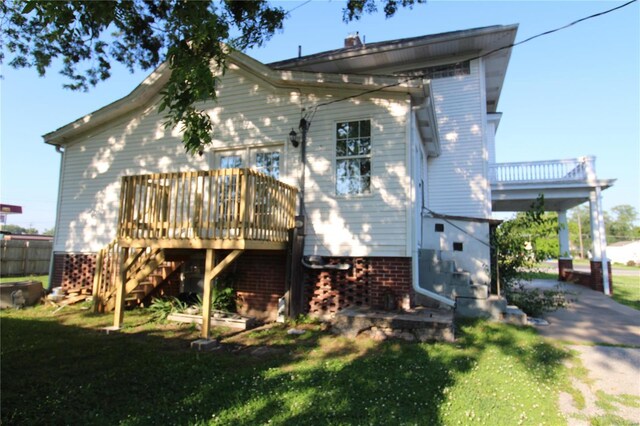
[212,274,237,312]
[343,0,426,21]
[148,296,187,322]
[493,196,558,289]
[569,203,640,255]
[2,0,424,155]
[0,224,39,234]
[493,196,570,315]
[506,283,569,317]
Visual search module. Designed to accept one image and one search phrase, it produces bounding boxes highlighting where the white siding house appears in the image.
[46,25,538,320]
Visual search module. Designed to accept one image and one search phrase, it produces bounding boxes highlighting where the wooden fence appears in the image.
[0,240,52,276]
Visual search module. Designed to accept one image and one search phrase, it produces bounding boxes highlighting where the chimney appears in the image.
[344,32,362,48]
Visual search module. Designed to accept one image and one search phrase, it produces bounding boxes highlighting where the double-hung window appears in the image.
[336,120,371,196]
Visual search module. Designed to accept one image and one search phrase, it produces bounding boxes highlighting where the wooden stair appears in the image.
[93,241,183,312]
[124,261,182,306]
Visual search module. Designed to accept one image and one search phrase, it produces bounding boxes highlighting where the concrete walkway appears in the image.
[525,279,640,424]
[527,279,640,346]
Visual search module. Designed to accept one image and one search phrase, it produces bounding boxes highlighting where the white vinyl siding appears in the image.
[426,60,490,218]
[53,64,412,257]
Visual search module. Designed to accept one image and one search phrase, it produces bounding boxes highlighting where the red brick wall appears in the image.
[230,250,287,321]
[52,252,96,291]
[305,256,412,316]
[590,260,613,294]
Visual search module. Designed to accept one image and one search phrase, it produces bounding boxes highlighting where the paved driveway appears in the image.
[526,279,640,424]
[528,279,640,346]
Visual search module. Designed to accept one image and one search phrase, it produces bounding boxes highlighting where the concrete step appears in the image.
[331,306,455,342]
[504,305,527,326]
[424,282,487,300]
[455,295,508,320]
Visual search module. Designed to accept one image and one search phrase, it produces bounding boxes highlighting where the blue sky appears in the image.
[1,0,638,232]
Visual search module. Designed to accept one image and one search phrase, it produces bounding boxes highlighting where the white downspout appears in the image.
[408,106,455,308]
[47,144,65,290]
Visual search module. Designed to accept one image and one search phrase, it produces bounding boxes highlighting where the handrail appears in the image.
[117,168,298,244]
[489,156,596,184]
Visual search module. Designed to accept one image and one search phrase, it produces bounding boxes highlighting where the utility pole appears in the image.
[577,208,584,259]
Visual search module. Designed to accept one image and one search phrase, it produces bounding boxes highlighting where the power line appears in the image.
[285,0,312,16]
[308,0,637,111]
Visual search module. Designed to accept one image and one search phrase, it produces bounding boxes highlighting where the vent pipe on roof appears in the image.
[298,45,301,58]
[344,32,362,48]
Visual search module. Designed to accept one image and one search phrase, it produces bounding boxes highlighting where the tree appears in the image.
[492,196,568,317]
[568,203,639,254]
[1,0,425,154]
[43,227,55,236]
[569,204,591,258]
[0,224,39,234]
[608,204,639,243]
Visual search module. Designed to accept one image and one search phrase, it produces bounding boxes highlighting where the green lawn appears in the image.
[0,274,48,288]
[611,275,640,311]
[1,305,571,425]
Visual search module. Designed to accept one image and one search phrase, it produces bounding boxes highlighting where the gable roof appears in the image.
[43,49,426,146]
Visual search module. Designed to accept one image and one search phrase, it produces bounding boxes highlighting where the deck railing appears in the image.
[117,169,297,245]
[489,156,596,184]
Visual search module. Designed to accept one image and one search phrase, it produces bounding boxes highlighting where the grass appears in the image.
[1,305,571,425]
[0,274,48,288]
[610,275,640,311]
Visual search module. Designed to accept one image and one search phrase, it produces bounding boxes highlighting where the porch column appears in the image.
[557,210,573,281]
[589,188,611,295]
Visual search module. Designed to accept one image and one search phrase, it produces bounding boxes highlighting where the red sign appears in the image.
[0,204,23,214]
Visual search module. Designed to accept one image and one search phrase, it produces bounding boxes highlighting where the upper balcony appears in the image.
[490,156,615,212]
[116,169,298,250]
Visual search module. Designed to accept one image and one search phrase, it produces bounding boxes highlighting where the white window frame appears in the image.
[212,143,284,180]
[335,119,372,197]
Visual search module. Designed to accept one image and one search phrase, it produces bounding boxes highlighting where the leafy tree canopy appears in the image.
[1,0,425,154]
[0,224,39,234]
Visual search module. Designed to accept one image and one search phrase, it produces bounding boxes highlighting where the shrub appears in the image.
[148,297,187,322]
[505,282,569,318]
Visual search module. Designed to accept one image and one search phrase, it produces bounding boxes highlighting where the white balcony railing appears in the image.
[489,156,596,184]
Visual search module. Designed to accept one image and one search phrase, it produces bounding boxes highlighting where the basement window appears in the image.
[453,242,464,252]
[435,223,444,232]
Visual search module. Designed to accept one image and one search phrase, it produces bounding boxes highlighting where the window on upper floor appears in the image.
[399,60,471,80]
[423,61,470,79]
[336,120,371,196]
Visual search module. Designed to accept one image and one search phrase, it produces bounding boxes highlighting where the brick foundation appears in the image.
[560,259,613,294]
[52,252,97,291]
[228,250,287,321]
[558,258,573,281]
[590,260,613,294]
[304,257,412,317]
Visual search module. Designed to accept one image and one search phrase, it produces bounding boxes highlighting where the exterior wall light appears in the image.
[289,129,299,148]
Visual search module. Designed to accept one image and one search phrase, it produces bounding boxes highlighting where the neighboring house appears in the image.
[607,241,640,265]
[44,25,614,336]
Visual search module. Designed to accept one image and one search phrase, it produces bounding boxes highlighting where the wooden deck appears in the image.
[101,169,298,338]
[117,168,298,250]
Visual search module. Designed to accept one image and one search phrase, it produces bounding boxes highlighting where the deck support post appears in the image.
[113,247,129,328]
[201,249,244,340]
